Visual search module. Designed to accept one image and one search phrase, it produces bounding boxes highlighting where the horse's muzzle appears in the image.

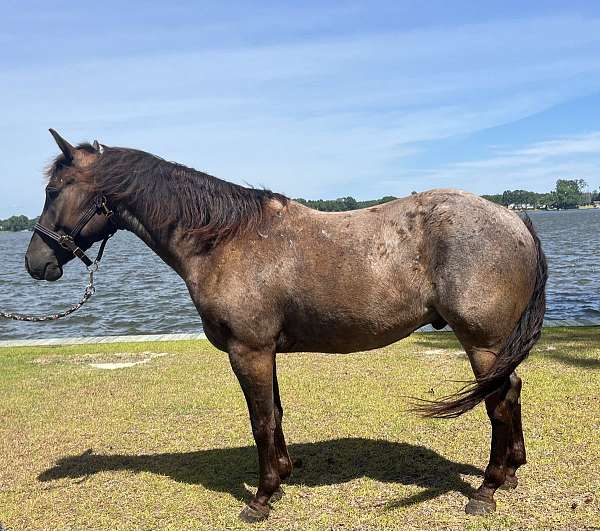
[25,255,63,281]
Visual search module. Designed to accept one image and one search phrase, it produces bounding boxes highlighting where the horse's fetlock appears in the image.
[262,472,281,494]
[511,445,526,466]
[484,464,506,487]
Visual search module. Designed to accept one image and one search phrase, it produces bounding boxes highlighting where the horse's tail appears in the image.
[416,215,548,418]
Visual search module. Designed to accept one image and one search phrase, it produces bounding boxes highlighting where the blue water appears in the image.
[0,209,598,340]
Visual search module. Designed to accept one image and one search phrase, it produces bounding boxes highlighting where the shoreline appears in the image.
[1,322,597,348]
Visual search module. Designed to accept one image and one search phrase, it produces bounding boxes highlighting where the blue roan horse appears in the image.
[25,130,547,522]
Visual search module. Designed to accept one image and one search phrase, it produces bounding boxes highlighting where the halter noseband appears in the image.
[34,192,116,269]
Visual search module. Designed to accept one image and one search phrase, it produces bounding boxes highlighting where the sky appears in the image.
[2,1,600,218]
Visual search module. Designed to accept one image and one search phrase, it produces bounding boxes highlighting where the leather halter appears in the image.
[34,192,116,268]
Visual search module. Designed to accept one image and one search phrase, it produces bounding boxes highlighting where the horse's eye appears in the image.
[46,187,60,200]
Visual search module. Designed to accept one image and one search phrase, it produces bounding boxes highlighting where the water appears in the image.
[528,209,600,325]
[0,231,199,340]
[0,209,598,340]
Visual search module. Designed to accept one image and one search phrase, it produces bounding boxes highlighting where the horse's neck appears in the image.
[114,204,201,280]
[115,206,156,247]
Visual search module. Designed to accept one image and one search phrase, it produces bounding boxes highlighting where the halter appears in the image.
[34,192,116,269]
[0,193,117,322]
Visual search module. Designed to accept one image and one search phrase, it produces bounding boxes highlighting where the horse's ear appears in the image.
[92,140,104,154]
[49,128,75,162]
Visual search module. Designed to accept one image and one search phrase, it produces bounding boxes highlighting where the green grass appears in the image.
[0,327,598,530]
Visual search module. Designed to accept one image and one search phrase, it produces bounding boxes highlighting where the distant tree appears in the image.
[554,179,587,209]
[482,194,503,204]
[341,197,357,211]
[500,189,542,207]
[0,215,37,231]
[380,196,397,203]
[538,192,557,208]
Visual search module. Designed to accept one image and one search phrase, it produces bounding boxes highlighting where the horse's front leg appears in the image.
[229,343,280,523]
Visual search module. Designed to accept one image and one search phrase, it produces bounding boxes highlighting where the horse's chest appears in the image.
[200,317,231,352]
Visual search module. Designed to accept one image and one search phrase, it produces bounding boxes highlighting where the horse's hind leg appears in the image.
[463,347,514,515]
[270,357,293,503]
[228,344,281,523]
[502,372,526,490]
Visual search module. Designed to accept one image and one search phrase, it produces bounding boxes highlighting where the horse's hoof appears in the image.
[239,503,270,523]
[270,487,285,503]
[500,474,518,490]
[465,497,496,515]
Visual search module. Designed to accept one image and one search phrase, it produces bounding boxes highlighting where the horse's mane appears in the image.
[47,144,288,246]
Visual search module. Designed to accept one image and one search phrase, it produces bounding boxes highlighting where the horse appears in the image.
[25,129,547,522]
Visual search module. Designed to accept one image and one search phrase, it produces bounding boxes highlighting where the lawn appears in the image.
[0,327,598,530]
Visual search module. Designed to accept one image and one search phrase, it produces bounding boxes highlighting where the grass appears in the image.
[0,327,598,530]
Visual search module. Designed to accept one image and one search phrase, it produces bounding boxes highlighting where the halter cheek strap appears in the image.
[34,194,116,268]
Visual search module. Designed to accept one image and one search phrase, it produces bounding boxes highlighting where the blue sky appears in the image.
[2,1,600,217]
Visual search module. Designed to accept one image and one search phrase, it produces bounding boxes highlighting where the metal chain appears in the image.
[0,265,98,322]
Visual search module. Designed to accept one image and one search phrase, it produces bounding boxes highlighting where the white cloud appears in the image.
[405,132,600,194]
[3,11,600,216]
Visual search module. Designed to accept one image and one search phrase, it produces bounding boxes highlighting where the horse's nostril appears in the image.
[44,263,63,281]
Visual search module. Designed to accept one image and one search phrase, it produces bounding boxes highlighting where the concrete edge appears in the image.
[0,321,597,348]
[0,332,207,348]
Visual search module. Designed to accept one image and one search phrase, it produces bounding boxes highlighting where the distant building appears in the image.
[508,203,535,210]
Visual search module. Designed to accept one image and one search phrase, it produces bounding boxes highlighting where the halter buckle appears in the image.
[97,196,113,218]
[57,234,75,250]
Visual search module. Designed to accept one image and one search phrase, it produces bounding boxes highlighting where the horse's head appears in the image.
[25,129,114,281]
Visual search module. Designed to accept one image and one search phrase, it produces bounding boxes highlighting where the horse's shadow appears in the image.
[38,438,481,507]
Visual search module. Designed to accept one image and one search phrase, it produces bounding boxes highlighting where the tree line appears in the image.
[1,179,598,231]
[294,195,397,211]
[482,179,599,210]
[296,179,598,212]
[295,179,598,212]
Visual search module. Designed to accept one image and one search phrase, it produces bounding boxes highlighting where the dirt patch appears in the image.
[89,352,168,370]
[33,351,169,368]
[419,348,465,357]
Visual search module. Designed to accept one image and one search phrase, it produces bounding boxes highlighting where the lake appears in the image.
[1,209,598,340]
